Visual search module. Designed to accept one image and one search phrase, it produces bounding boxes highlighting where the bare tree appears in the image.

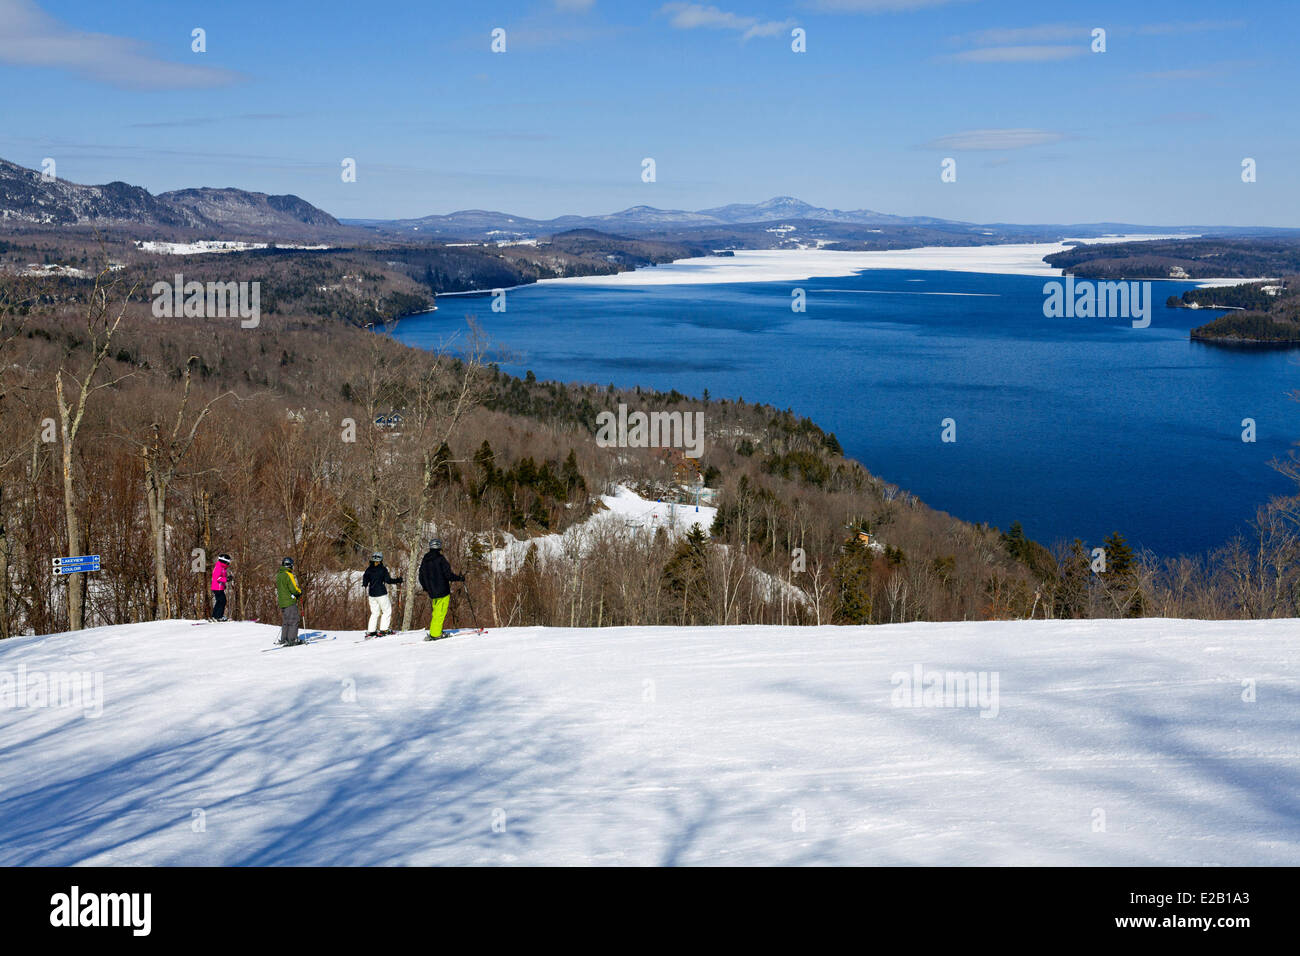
[137,357,234,619]
[395,323,489,631]
[0,277,36,639]
[53,267,136,631]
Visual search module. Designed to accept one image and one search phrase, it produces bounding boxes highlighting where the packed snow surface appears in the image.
[1,617,1297,865]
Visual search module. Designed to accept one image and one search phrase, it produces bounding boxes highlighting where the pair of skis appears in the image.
[193,617,258,625]
[263,626,486,652]
[400,627,487,644]
[261,630,331,652]
[354,627,487,644]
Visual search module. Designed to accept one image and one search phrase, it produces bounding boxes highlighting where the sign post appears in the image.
[53,555,101,575]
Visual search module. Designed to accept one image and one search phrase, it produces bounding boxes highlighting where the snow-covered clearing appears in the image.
[134,240,333,255]
[19,263,89,278]
[489,484,716,573]
[1,616,1296,865]
[489,485,805,607]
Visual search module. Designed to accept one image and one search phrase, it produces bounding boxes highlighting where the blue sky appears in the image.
[1,0,1293,224]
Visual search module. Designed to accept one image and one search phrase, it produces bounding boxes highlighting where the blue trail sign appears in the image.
[53,555,101,575]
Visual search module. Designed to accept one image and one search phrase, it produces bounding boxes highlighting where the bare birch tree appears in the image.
[53,267,135,631]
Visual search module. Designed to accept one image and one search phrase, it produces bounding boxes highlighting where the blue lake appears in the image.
[393,268,1300,558]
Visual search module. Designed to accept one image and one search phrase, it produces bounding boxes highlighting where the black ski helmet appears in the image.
[428,538,443,550]
[281,556,294,568]
[216,553,231,564]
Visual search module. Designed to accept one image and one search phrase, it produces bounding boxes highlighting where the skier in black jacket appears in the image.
[418,538,464,640]
[362,551,403,638]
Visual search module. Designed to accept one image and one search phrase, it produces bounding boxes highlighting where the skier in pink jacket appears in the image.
[210,553,231,621]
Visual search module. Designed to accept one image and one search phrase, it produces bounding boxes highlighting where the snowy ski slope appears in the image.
[0,617,1296,865]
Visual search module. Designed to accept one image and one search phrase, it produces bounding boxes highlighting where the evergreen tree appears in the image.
[1101,531,1134,576]
[473,439,496,477]
[661,523,710,623]
[561,449,586,496]
[1057,539,1092,618]
[1101,531,1143,616]
[527,496,550,530]
[833,536,873,624]
[430,441,459,486]
[1001,521,1027,560]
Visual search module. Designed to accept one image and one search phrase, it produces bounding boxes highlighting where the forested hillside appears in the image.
[1174,277,1300,344]
[3,261,1300,639]
[1044,238,1300,279]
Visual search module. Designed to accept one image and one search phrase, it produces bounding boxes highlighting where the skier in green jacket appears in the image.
[276,557,303,646]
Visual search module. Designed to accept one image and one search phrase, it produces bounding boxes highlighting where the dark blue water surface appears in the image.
[393,269,1300,557]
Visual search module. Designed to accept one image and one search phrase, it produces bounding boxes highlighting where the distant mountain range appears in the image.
[343,195,969,239]
[0,157,338,237]
[2,156,1297,248]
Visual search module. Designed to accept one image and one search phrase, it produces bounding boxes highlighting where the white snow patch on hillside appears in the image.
[136,240,269,254]
[1195,277,1279,288]
[2,616,1297,865]
[489,485,715,573]
[135,240,333,255]
[488,486,805,607]
[19,263,89,278]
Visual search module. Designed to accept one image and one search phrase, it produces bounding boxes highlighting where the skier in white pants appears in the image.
[361,551,403,638]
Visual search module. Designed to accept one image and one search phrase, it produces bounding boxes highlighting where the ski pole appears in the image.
[461,583,479,630]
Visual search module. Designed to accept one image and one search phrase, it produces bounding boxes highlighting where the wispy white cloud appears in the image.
[953,19,1241,46]
[505,24,625,48]
[660,3,795,41]
[943,21,1089,64]
[0,0,241,89]
[1135,19,1245,36]
[951,45,1084,63]
[955,23,1083,46]
[921,128,1066,151]
[945,18,1244,67]
[128,113,291,129]
[807,0,969,11]
[1139,59,1252,81]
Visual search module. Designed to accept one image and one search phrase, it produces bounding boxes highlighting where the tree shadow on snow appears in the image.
[0,675,588,866]
[760,647,1300,865]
